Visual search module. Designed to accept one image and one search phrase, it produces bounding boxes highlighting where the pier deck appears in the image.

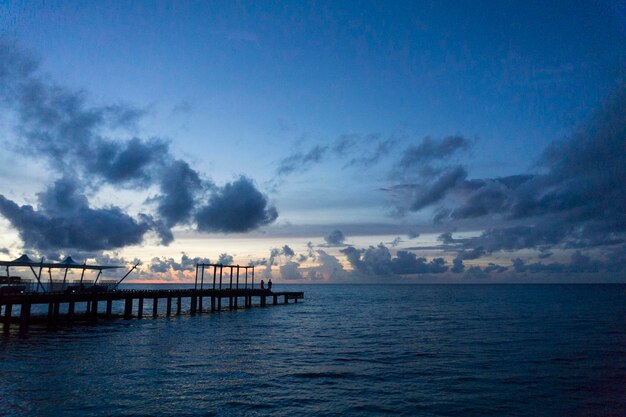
[0,288,304,334]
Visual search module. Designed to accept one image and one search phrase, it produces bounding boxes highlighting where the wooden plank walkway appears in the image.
[0,288,304,334]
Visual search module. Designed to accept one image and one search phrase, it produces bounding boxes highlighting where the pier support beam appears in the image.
[273,295,278,305]
[217,296,222,311]
[190,296,197,315]
[177,296,182,315]
[284,294,288,304]
[68,301,75,322]
[166,297,172,317]
[19,303,31,334]
[106,299,112,319]
[261,295,266,307]
[198,296,203,313]
[91,300,98,322]
[153,298,158,318]
[124,298,133,319]
[234,296,238,309]
[211,296,215,312]
[138,298,144,319]
[3,304,12,334]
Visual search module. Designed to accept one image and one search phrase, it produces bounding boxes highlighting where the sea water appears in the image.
[1,284,624,416]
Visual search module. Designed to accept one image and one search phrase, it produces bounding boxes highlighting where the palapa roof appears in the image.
[0,254,123,270]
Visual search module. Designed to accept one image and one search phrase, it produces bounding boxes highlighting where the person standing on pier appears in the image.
[260,279,265,289]
[267,279,272,291]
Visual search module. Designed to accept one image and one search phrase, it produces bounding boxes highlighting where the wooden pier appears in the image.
[0,288,304,334]
[0,259,304,335]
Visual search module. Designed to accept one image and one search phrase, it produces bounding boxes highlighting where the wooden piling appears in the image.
[68,301,75,322]
[3,303,12,333]
[153,298,158,318]
[91,300,98,322]
[273,294,278,305]
[106,299,112,319]
[166,297,172,316]
[137,297,144,319]
[177,296,182,315]
[19,303,31,334]
[124,298,133,319]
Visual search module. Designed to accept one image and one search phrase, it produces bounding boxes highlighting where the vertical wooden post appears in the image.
[219,265,223,290]
[245,267,248,289]
[19,303,31,334]
[137,297,144,319]
[200,265,205,290]
[177,296,182,315]
[106,299,112,319]
[47,302,54,324]
[152,298,158,318]
[3,304,12,334]
[273,295,278,305]
[166,297,172,316]
[190,296,197,314]
[68,301,75,322]
[91,300,98,322]
[217,295,222,311]
[229,294,233,310]
[194,264,198,290]
[234,295,238,309]
[210,295,215,312]
[212,265,217,290]
[261,295,266,307]
[236,266,240,289]
[198,295,203,313]
[124,298,133,319]
[284,294,288,304]
[53,302,60,320]
[229,266,233,289]
[252,267,255,289]
[86,300,91,315]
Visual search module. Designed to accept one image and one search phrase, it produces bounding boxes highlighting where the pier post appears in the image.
[138,297,144,319]
[210,296,215,312]
[19,303,31,334]
[273,295,278,305]
[106,299,112,319]
[166,297,172,316]
[234,295,238,309]
[86,301,91,316]
[198,296,203,313]
[261,295,266,307]
[47,302,54,324]
[217,296,222,311]
[177,296,182,315]
[219,265,223,290]
[91,300,98,322]
[236,266,240,289]
[229,294,233,310]
[190,296,197,314]
[153,298,158,318]
[124,298,133,319]
[284,294,288,304]
[68,301,75,322]
[3,304,12,334]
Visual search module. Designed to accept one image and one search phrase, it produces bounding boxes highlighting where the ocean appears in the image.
[1,284,624,416]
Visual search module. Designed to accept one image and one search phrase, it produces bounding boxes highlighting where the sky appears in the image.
[0,0,625,283]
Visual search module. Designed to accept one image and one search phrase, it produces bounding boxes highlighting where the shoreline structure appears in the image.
[0,255,304,335]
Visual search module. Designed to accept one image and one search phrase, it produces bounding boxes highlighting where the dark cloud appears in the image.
[345,136,396,168]
[324,229,346,246]
[451,257,464,273]
[0,41,277,253]
[217,253,234,265]
[195,176,278,233]
[397,135,471,170]
[0,178,155,251]
[281,244,295,258]
[276,145,328,176]
[411,166,467,210]
[340,244,449,276]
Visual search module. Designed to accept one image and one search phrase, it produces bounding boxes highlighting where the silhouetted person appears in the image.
[267,279,273,291]
[260,279,265,290]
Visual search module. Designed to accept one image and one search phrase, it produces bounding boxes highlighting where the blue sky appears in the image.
[0,1,625,282]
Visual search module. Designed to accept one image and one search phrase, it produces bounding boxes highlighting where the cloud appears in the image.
[397,135,472,171]
[0,178,156,251]
[340,244,449,276]
[0,41,277,253]
[148,253,210,273]
[276,145,328,176]
[195,176,278,233]
[324,229,346,246]
[279,260,304,280]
